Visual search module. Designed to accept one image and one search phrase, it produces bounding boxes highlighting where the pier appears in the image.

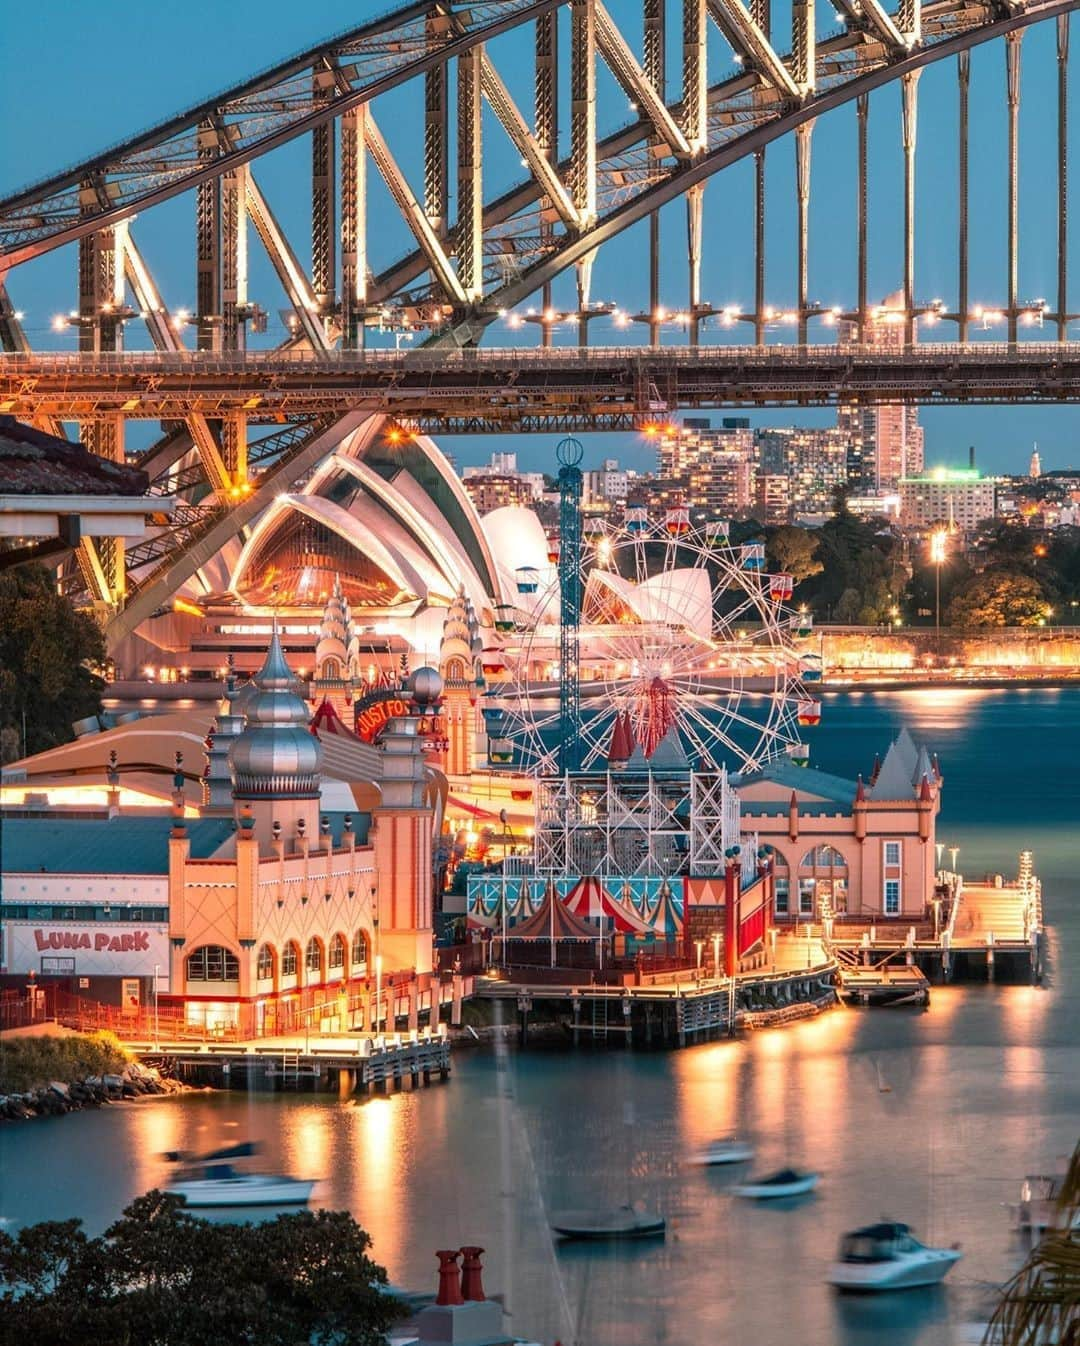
[821,863,1044,987]
[128,1029,452,1095]
[476,959,838,1048]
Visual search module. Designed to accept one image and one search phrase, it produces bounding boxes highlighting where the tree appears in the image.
[945,568,1050,628]
[0,564,106,762]
[765,526,823,584]
[0,1192,403,1346]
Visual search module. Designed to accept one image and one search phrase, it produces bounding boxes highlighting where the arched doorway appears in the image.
[797,844,849,917]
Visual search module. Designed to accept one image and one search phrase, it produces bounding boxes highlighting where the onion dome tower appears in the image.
[229,626,322,844]
[315,575,349,680]
[203,659,250,814]
[439,588,482,776]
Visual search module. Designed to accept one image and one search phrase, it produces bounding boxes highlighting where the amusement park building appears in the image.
[736,729,941,920]
[1,632,442,1027]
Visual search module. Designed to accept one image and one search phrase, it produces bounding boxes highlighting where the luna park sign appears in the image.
[33,929,153,953]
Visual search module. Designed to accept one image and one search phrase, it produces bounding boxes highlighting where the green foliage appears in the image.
[765,526,823,584]
[0,1032,131,1094]
[945,568,1050,628]
[0,1192,403,1346]
[0,564,105,762]
[794,511,906,624]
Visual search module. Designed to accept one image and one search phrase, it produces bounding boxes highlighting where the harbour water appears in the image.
[2,686,1077,1345]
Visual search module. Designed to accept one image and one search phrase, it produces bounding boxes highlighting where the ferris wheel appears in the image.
[486,512,822,777]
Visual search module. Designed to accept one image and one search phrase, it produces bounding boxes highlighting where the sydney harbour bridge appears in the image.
[2,0,1079,637]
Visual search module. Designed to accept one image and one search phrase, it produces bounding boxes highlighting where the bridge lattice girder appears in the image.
[1,0,1075,341]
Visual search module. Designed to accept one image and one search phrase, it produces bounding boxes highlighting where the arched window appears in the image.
[305,936,323,977]
[351,929,369,968]
[322,657,341,679]
[797,844,849,916]
[328,933,346,970]
[256,943,275,980]
[281,942,299,978]
[186,945,239,982]
[445,657,466,681]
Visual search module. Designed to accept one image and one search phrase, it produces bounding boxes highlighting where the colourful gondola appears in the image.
[741,542,766,571]
[665,506,690,537]
[626,506,649,533]
[515,566,539,594]
[797,699,822,726]
[791,612,814,638]
[494,605,517,632]
[487,737,514,765]
[769,573,794,602]
[707,519,730,546]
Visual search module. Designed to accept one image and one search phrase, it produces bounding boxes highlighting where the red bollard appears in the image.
[435,1249,464,1306]
[459,1246,486,1301]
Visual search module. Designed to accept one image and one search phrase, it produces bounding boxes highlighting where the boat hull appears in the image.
[732,1174,819,1199]
[828,1249,962,1291]
[550,1209,665,1240]
[167,1177,315,1208]
[690,1143,754,1167]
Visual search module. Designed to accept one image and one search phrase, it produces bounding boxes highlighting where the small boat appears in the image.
[550,1204,665,1240]
[689,1139,755,1167]
[827,1222,962,1291]
[164,1141,314,1209]
[731,1167,819,1199]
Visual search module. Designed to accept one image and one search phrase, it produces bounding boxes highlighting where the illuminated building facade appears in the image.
[756,427,849,519]
[899,469,997,531]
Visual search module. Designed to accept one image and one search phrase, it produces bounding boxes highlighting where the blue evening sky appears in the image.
[2,1,1079,476]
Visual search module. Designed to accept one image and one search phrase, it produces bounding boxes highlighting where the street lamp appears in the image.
[712,931,721,981]
[949,845,959,876]
[695,939,705,976]
[930,529,948,639]
[153,963,160,1048]
[375,954,383,1037]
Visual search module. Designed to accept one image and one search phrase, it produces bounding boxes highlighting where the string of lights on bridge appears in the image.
[26,294,1058,346]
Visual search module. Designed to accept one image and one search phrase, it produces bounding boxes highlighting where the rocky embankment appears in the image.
[0,1060,186,1122]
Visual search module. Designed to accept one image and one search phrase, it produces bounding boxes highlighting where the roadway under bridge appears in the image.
[5,343,1080,433]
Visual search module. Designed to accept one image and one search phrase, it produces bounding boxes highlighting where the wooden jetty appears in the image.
[128,1028,452,1095]
[822,869,1044,987]
[835,951,931,1007]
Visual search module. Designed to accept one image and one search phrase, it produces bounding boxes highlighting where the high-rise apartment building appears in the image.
[657,418,756,516]
[838,293,925,489]
[756,427,849,520]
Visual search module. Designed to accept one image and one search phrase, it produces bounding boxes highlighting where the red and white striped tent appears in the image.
[564,876,653,933]
[509,885,602,942]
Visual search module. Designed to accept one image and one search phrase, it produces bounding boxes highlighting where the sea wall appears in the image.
[819,626,1080,675]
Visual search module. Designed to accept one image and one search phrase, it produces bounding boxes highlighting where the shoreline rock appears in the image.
[0,1060,190,1122]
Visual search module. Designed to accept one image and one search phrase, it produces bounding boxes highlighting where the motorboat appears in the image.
[164,1141,315,1209]
[550,1204,666,1240]
[731,1167,819,1199]
[827,1222,962,1291]
[689,1139,755,1167]
[1009,1172,1078,1235]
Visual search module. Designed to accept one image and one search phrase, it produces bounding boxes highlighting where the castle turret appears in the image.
[439,587,482,777]
[229,626,322,846]
[203,659,249,814]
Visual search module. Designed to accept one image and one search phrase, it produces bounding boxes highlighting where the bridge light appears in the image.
[924,312,937,326]
[52,315,67,331]
[733,53,744,64]
[973,305,984,319]
[654,306,666,321]
[13,310,24,321]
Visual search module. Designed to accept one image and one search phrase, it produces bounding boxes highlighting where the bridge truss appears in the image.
[1,0,1078,623]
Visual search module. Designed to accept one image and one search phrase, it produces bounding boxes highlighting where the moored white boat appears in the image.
[550,1204,665,1240]
[731,1167,819,1199]
[827,1222,962,1291]
[163,1141,315,1209]
[1009,1172,1078,1235]
[689,1140,755,1167]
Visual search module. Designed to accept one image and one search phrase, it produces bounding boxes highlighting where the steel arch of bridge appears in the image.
[1,0,1077,348]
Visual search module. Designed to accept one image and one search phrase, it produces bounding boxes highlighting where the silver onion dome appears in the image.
[229,629,321,800]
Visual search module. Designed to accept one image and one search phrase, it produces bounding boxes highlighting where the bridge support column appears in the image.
[857,94,869,342]
[795,121,814,346]
[1058,16,1070,342]
[686,184,704,347]
[457,44,484,305]
[341,105,369,350]
[571,0,598,253]
[222,413,248,492]
[222,164,249,351]
[754,149,766,346]
[901,71,920,347]
[1006,31,1022,347]
[644,0,665,344]
[536,10,558,348]
[424,32,449,236]
[196,122,222,352]
[958,51,970,342]
[311,70,337,329]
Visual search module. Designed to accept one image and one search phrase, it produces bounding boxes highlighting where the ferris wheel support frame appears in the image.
[556,435,584,774]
